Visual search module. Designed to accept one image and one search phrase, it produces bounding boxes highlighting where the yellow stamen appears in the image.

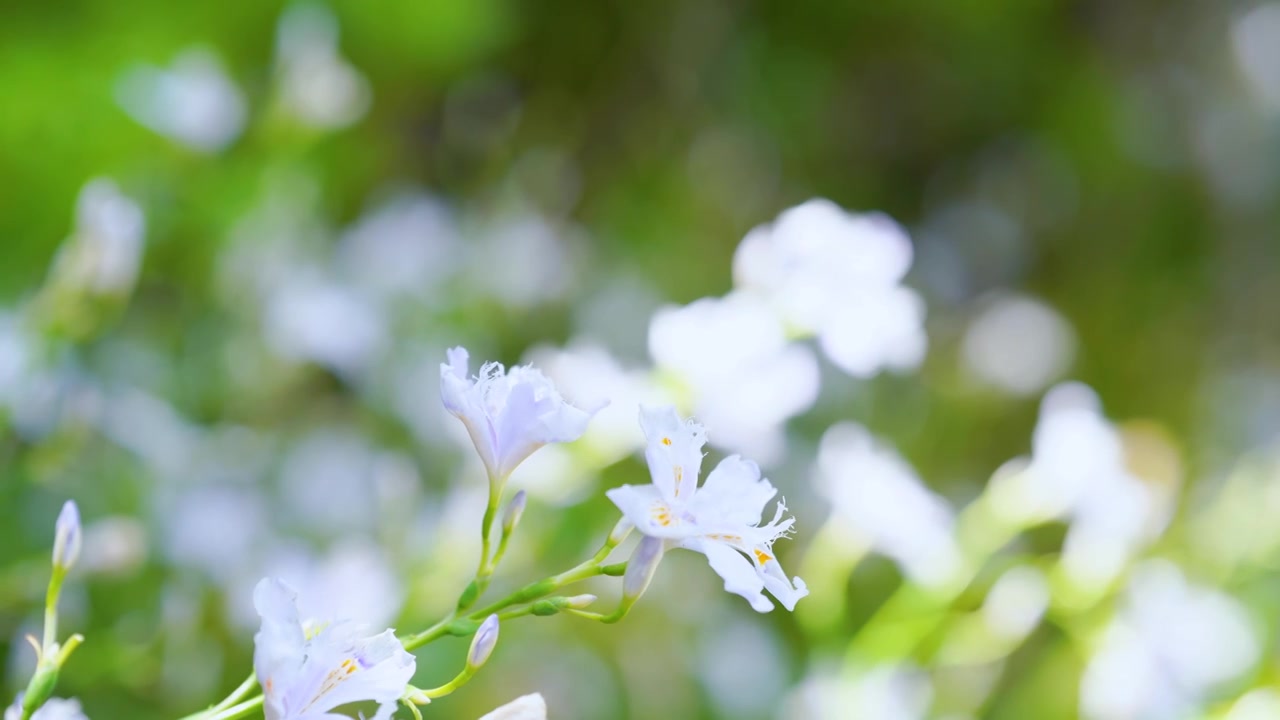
[754,549,773,565]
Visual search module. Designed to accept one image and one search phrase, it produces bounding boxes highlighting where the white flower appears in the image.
[526,341,667,465]
[116,48,246,152]
[337,192,461,302]
[989,383,1171,591]
[648,292,819,465]
[961,294,1075,396]
[782,664,932,720]
[1080,561,1258,720]
[479,693,547,720]
[275,3,370,129]
[815,423,962,588]
[606,406,807,612]
[733,198,927,378]
[467,214,575,308]
[440,347,602,482]
[4,697,88,720]
[1232,3,1280,113]
[50,179,146,296]
[264,274,386,377]
[253,578,415,720]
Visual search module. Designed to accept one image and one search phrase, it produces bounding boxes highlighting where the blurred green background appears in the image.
[3,1,1280,718]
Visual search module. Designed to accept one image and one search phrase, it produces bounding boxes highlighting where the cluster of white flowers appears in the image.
[8,335,811,719]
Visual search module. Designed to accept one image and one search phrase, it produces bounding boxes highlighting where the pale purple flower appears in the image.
[467,614,500,669]
[440,347,602,482]
[52,500,82,572]
[606,406,807,612]
[253,578,415,720]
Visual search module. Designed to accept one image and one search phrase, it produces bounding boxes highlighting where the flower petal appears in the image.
[691,539,773,613]
[479,693,548,720]
[694,455,778,527]
[606,484,694,539]
[639,405,707,506]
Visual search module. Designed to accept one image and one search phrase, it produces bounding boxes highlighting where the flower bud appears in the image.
[607,517,634,547]
[467,614,500,670]
[531,594,598,616]
[622,536,664,602]
[564,593,597,609]
[502,490,527,535]
[52,501,82,572]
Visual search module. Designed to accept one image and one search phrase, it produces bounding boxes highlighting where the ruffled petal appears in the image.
[692,539,773,613]
[694,455,778,527]
[253,578,416,720]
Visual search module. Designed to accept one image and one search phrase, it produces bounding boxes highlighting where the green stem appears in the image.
[422,666,479,700]
[174,673,258,720]
[42,571,64,651]
[477,493,498,581]
[208,696,263,720]
[402,542,614,651]
[212,674,258,713]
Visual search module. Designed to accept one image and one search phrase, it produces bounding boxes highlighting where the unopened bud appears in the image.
[502,490,528,535]
[531,594,598,617]
[467,614,500,669]
[607,517,634,547]
[52,501,82,572]
[622,536,665,602]
[564,593,597,609]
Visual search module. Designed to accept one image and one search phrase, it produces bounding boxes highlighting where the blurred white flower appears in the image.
[264,274,386,377]
[0,312,32,408]
[253,578,414,720]
[479,693,547,720]
[980,566,1049,641]
[698,617,787,717]
[649,292,819,465]
[961,294,1076,396]
[99,388,200,480]
[441,346,602,483]
[1080,561,1258,720]
[275,3,370,128]
[79,517,147,576]
[782,664,932,720]
[526,341,668,466]
[468,213,576,308]
[280,430,381,533]
[607,406,808,612]
[50,179,145,296]
[4,696,87,720]
[1226,689,1280,720]
[1232,3,1280,113]
[116,48,246,152]
[258,540,403,630]
[734,198,927,377]
[338,192,461,301]
[162,485,269,584]
[989,383,1171,591]
[815,422,962,589]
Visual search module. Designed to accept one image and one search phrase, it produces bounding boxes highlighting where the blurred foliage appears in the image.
[2,0,1280,719]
